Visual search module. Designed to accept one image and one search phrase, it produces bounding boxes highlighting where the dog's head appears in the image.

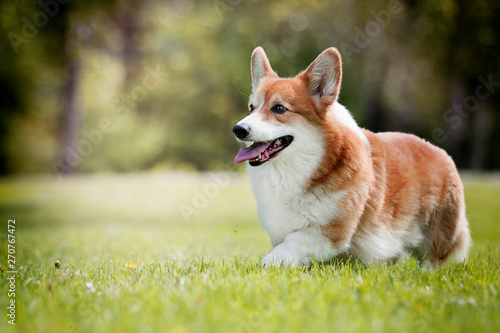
[233,47,342,166]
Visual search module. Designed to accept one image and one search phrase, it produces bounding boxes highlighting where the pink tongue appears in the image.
[234,141,273,163]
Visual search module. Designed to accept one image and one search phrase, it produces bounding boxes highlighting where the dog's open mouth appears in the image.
[234,136,293,166]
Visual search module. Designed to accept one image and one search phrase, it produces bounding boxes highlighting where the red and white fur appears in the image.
[233,47,470,268]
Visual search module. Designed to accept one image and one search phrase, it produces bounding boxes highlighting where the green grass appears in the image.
[1,172,499,333]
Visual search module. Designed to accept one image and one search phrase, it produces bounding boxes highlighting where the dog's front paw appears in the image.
[261,244,299,267]
[261,253,297,267]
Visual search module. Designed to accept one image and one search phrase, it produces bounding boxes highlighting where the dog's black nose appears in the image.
[233,124,250,139]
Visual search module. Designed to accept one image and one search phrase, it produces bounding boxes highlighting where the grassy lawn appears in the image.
[0,172,499,333]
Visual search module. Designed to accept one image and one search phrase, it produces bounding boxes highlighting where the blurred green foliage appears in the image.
[0,0,499,175]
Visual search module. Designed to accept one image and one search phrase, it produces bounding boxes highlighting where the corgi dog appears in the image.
[232,47,470,268]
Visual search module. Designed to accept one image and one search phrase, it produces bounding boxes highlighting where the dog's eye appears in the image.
[271,104,288,114]
[249,104,255,113]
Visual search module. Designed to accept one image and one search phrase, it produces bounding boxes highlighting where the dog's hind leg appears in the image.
[427,178,471,269]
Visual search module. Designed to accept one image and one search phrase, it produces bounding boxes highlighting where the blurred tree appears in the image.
[413,0,500,169]
[0,0,499,174]
[58,12,81,175]
[0,7,23,174]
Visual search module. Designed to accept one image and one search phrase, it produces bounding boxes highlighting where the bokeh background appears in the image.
[1,0,499,176]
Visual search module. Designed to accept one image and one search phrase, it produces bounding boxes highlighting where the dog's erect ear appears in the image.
[251,47,277,92]
[302,47,342,107]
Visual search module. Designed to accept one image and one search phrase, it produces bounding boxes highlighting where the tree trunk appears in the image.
[445,80,468,168]
[113,5,141,92]
[471,104,494,169]
[59,15,81,175]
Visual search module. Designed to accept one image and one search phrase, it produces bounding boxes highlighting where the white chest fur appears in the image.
[245,103,365,248]
[248,150,346,247]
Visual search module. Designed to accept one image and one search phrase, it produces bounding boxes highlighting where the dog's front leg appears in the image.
[261,227,341,267]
